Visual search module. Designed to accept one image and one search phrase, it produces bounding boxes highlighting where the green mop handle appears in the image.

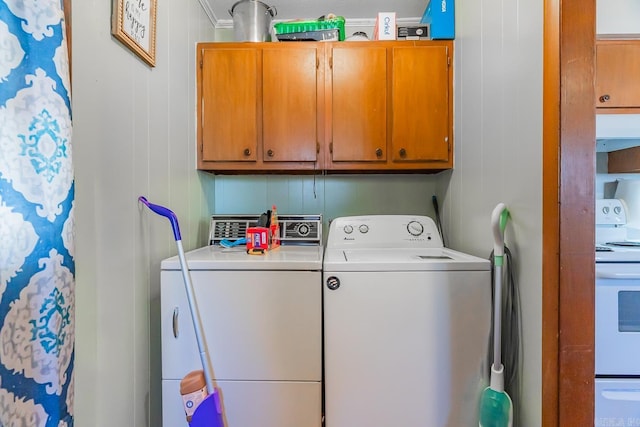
[491,203,509,262]
[491,203,509,370]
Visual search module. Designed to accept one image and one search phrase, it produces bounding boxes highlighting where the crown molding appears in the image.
[197,0,218,26]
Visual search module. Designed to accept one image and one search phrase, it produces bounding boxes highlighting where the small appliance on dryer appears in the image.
[595,199,640,424]
[322,215,491,427]
[160,214,323,427]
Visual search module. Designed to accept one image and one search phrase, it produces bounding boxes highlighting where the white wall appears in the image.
[597,0,640,34]
[444,0,543,425]
[72,0,215,425]
[212,174,440,228]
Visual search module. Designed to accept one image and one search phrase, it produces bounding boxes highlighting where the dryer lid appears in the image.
[161,244,323,271]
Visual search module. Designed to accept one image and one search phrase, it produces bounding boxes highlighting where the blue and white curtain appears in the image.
[0,0,74,425]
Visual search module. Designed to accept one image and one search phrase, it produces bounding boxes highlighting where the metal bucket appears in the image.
[229,0,277,42]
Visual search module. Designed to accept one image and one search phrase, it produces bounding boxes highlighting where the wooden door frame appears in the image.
[64,0,71,51]
[542,0,596,425]
[64,0,71,76]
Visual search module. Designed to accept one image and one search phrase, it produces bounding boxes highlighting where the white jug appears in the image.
[615,179,640,228]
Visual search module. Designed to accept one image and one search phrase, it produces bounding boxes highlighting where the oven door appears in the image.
[596,263,640,376]
[595,378,640,426]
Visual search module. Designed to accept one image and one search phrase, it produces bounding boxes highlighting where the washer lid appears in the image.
[161,244,323,271]
[323,248,490,272]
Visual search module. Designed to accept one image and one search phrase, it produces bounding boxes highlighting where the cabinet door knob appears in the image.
[399,148,407,158]
[375,148,383,158]
[599,94,610,103]
[267,149,275,157]
[243,148,251,156]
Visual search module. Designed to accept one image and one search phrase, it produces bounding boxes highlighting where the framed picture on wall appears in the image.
[111,0,157,67]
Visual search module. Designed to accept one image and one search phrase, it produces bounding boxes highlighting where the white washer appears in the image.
[161,215,323,427]
[323,215,491,427]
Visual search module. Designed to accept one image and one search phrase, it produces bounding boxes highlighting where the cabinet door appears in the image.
[263,47,320,162]
[391,45,450,162]
[201,48,258,162]
[596,41,640,109]
[330,45,387,162]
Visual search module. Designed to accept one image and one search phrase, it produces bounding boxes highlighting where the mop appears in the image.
[479,203,514,427]
[139,197,225,427]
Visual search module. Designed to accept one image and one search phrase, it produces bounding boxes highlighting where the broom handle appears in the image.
[139,197,215,394]
[176,239,216,394]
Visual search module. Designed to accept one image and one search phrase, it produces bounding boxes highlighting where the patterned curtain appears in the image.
[0,0,74,425]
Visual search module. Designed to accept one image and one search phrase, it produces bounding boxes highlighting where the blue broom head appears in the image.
[190,391,225,427]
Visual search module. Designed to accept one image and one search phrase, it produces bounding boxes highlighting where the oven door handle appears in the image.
[597,271,640,279]
[602,390,640,401]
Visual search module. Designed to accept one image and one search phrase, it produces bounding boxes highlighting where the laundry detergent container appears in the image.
[229,0,277,42]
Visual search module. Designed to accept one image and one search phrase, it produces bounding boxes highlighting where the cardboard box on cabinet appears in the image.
[421,0,455,39]
[373,12,397,40]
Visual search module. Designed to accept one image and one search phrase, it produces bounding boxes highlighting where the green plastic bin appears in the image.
[274,16,346,41]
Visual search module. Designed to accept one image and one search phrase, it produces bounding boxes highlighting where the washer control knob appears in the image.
[603,206,610,214]
[297,223,311,237]
[407,220,424,236]
[326,276,341,290]
[343,225,354,234]
[614,206,622,215]
[359,224,369,234]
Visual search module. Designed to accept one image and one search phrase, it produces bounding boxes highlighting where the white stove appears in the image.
[595,199,640,425]
[596,198,640,263]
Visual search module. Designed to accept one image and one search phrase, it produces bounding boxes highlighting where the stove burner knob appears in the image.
[326,276,341,290]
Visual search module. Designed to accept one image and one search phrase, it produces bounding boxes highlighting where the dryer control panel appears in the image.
[209,214,322,246]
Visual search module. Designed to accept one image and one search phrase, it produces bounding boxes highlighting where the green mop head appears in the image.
[479,386,512,427]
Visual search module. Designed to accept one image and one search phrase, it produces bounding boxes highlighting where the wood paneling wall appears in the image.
[71,0,216,425]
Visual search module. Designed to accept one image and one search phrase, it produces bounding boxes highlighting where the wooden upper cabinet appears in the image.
[197,41,453,173]
[200,47,258,162]
[262,46,320,163]
[198,43,323,171]
[326,40,453,171]
[596,39,640,110]
[330,45,387,162]
[391,45,450,163]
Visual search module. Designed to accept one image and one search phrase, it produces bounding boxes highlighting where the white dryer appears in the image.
[161,214,323,427]
[323,215,491,427]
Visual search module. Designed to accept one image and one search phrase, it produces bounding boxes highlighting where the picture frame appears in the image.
[112,0,157,67]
